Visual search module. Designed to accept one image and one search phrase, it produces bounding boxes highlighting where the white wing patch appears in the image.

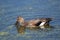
[39,22,46,26]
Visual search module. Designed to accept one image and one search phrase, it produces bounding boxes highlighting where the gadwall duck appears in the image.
[15,16,52,29]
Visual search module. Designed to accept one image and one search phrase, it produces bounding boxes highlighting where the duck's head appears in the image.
[17,16,24,23]
[17,16,25,26]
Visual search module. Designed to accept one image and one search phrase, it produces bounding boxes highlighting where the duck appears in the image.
[15,16,26,33]
[15,16,52,29]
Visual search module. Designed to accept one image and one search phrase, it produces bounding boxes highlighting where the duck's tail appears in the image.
[46,18,53,22]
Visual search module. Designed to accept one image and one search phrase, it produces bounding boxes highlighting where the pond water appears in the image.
[0,0,60,40]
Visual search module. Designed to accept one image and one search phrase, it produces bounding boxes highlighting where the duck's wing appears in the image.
[28,19,40,25]
[35,18,52,26]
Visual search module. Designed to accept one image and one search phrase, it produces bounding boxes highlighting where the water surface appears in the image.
[0,0,60,40]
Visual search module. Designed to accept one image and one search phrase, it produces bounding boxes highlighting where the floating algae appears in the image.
[0,32,9,35]
[8,25,14,29]
[1,25,14,32]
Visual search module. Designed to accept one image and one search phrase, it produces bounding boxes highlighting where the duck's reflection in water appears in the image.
[15,25,54,34]
[16,26,26,34]
[40,26,54,32]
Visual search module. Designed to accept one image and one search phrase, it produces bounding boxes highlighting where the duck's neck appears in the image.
[18,18,25,26]
[19,20,25,26]
[19,22,24,26]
